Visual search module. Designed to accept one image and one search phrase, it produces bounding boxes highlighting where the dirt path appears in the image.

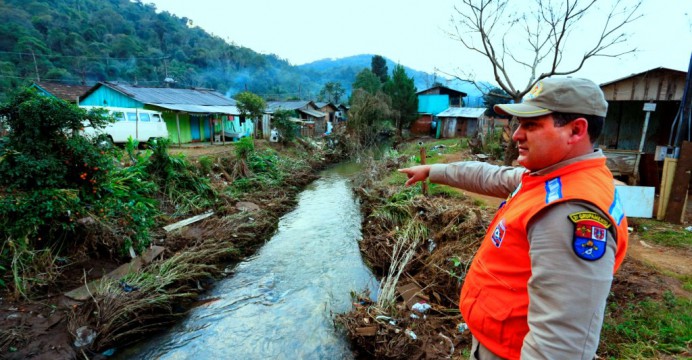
[628,233,692,276]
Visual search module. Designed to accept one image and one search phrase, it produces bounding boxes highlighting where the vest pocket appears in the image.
[476,289,524,357]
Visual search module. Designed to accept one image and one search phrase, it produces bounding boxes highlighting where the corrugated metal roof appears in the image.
[266,101,311,111]
[104,82,236,106]
[299,108,326,118]
[437,107,486,118]
[149,103,240,115]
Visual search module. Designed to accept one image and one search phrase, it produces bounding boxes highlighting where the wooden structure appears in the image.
[599,67,687,182]
[31,82,91,104]
[266,101,326,137]
[436,107,486,138]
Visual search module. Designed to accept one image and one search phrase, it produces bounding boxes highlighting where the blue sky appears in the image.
[148,0,691,86]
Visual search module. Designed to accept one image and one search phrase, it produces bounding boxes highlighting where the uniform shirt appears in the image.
[429,150,617,360]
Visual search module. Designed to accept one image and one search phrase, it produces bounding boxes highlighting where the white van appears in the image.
[80,106,169,144]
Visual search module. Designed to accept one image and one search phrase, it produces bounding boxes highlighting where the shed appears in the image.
[599,67,687,183]
[31,82,91,104]
[79,82,245,145]
[436,107,486,138]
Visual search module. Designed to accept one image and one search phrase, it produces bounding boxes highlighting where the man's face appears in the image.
[512,115,573,171]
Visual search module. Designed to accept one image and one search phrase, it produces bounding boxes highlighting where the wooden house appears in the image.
[315,102,339,133]
[336,104,349,122]
[266,101,326,137]
[412,86,467,135]
[599,67,688,184]
[31,82,91,104]
[79,82,245,145]
[436,107,486,138]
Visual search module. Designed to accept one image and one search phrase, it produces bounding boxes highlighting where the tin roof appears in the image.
[84,82,236,106]
[266,101,312,111]
[437,107,486,118]
[299,108,326,118]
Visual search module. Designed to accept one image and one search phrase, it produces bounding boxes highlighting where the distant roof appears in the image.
[300,108,326,118]
[600,67,687,87]
[266,101,312,112]
[33,82,91,103]
[416,85,468,97]
[437,107,486,118]
[314,102,338,110]
[82,82,236,106]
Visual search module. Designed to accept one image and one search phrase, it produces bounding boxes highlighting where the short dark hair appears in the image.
[551,112,604,143]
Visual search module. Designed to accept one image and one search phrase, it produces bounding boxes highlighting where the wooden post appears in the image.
[664,141,692,223]
[420,145,428,196]
[175,112,182,148]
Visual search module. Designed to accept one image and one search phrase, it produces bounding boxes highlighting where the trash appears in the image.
[74,326,97,347]
[410,314,419,319]
[427,239,436,252]
[412,302,431,314]
[405,328,417,340]
[457,322,469,333]
[119,279,139,292]
[627,226,634,233]
[102,348,116,356]
[686,226,692,232]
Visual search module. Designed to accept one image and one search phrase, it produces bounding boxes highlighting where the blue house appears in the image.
[411,86,467,136]
[79,82,251,145]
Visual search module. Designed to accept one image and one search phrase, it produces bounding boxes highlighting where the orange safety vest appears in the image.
[459,158,628,360]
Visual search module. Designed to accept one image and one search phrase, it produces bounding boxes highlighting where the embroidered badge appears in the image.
[527,81,544,99]
[568,211,611,261]
[491,219,506,248]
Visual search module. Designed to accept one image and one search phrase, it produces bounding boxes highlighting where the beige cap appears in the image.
[494,77,608,118]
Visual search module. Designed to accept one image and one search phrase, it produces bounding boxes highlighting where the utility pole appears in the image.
[30,49,40,82]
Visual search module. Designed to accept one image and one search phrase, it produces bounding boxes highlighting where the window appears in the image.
[152,114,162,122]
[139,113,151,122]
[112,112,126,122]
[126,112,137,122]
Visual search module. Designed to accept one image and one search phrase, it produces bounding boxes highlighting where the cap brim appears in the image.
[494,103,552,118]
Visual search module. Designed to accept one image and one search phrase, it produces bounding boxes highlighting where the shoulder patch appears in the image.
[569,211,610,261]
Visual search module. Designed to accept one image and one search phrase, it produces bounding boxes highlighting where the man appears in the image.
[399,77,628,360]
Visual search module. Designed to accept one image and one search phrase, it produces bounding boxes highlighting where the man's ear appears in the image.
[568,118,589,143]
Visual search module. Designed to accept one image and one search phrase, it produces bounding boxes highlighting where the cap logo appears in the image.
[526,81,544,100]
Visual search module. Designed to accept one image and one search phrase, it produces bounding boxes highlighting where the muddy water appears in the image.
[120,162,378,360]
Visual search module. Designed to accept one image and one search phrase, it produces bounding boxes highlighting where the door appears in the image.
[203,116,212,141]
[190,116,201,141]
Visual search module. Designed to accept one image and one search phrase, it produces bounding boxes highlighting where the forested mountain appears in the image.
[0,0,487,104]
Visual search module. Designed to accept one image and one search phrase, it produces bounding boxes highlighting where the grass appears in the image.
[630,218,692,249]
[600,291,692,359]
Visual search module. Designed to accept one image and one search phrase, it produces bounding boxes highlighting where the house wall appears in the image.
[440,118,479,138]
[601,70,686,101]
[80,87,143,108]
[418,95,449,114]
[411,115,433,135]
[601,101,680,152]
[161,112,192,144]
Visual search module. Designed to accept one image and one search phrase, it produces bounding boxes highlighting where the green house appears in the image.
[79,82,251,145]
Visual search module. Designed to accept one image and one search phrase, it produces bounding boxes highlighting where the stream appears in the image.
[118,162,378,360]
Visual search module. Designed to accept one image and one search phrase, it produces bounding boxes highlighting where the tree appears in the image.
[483,87,511,117]
[383,64,418,137]
[448,0,641,164]
[371,55,389,83]
[318,81,345,104]
[347,89,392,152]
[235,91,266,139]
[352,69,382,95]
